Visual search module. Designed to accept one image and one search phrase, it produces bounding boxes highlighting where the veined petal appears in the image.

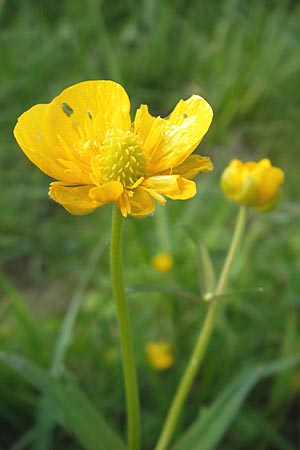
[49,182,99,215]
[168,154,213,179]
[133,105,167,167]
[14,104,68,180]
[48,80,131,144]
[134,95,213,174]
[142,175,196,200]
[174,177,197,199]
[133,104,157,144]
[117,192,132,217]
[123,188,155,217]
[89,181,123,202]
[14,81,131,183]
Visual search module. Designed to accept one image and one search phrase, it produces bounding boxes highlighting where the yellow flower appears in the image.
[221,158,284,212]
[145,341,174,371]
[14,80,213,217]
[151,252,174,273]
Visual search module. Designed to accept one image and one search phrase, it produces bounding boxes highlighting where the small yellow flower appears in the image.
[14,80,213,217]
[151,252,174,273]
[221,158,284,212]
[145,341,174,371]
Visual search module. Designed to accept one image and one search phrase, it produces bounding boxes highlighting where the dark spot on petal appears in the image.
[62,102,74,117]
[183,113,188,119]
[87,110,93,119]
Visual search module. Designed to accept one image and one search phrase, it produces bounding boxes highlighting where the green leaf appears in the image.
[0,352,126,450]
[172,355,300,450]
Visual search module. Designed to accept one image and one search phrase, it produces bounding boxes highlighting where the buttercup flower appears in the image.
[221,158,284,212]
[14,80,213,217]
[151,252,174,273]
[145,341,174,371]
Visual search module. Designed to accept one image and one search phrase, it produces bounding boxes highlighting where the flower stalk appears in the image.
[154,205,247,450]
[110,205,140,450]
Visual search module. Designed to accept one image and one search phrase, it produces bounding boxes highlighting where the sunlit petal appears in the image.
[49,182,99,215]
[49,80,131,144]
[142,175,196,200]
[252,161,284,205]
[14,81,131,183]
[14,104,68,180]
[89,181,123,203]
[126,188,155,217]
[135,95,213,174]
[167,154,213,179]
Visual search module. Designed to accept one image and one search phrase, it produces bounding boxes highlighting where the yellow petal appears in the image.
[174,177,197,199]
[134,105,165,168]
[221,162,257,205]
[89,181,123,203]
[142,175,196,200]
[253,165,284,206]
[117,192,132,217]
[49,80,131,144]
[14,104,68,180]
[135,95,213,174]
[255,192,281,212]
[133,104,157,144]
[169,154,213,179]
[123,188,155,217]
[14,81,131,182]
[49,182,99,215]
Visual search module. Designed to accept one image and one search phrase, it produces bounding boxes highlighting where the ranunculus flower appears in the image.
[221,158,284,211]
[14,80,213,217]
[151,252,174,273]
[145,341,174,371]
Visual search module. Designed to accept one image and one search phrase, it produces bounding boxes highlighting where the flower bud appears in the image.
[221,158,284,211]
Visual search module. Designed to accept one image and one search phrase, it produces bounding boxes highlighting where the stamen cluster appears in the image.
[98,130,146,187]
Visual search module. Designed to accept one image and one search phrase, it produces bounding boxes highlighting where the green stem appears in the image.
[214,206,247,296]
[110,205,140,450]
[154,205,247,450]
[155,203,172,253]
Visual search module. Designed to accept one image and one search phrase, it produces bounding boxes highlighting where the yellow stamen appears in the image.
[98,130,146,187]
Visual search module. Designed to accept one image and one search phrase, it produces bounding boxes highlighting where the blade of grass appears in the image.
[181,224,216,295]
[172,355,300,450]
[35,236,108,450]
[0,270,44,363]
[9,429,36,450]
[236,408,295,450]
[126,284,200,302]
[0,352,126,450]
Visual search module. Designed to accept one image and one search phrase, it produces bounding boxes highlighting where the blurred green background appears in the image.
[1,0,300,449]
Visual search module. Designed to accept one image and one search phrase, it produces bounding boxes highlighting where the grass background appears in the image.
[0,0,300,449]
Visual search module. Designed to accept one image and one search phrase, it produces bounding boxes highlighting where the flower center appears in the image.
[98,130,146,187]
